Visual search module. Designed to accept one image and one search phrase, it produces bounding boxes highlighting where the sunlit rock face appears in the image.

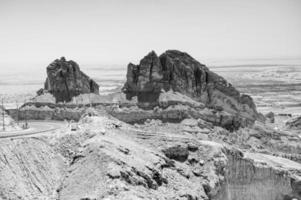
[214,152,301,200]
[44,57,99,102]
[123,50,259,121]
[0,138,65,199]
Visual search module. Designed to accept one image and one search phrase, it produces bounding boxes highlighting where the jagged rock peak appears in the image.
[123,49,259,121]
[43,57,99,103]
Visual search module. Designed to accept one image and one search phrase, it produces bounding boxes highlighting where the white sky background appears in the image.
[0,0,301,67]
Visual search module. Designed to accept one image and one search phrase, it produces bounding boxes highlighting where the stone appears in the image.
[187,143,199,152]
[162,145,189,162]
[265,111,275,123]
[181,118,199,127]
[43,57,99,102]
[286,116,301,129]
[36,88,47,96]
[123,50,259,122]
[192,167,203,177]
[107,165,121,179]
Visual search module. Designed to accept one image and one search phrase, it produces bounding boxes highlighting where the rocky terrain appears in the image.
[0,106,21,131]
[1,112,301,200]
[1,50,301,200]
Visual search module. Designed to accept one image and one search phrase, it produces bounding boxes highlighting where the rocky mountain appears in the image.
[43,57,99,102]
[17,51,262,131]
[4,50,301,200]
[123,50,259,122]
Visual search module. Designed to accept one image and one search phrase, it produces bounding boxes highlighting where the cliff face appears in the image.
[108,93,254,131]
[123,50,259,122]
[216,152,301,200]
[44,57,99,103]
[8,105,83,121]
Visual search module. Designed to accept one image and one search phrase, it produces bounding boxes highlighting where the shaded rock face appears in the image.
[162,145,189,162]
[123,50,258,121]
[124,51,163,107]
[44,57,99,102]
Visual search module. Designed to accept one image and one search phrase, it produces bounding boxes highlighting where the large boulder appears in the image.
[123,50,259,121]
[162,145,189,162]
[44,57,99,102]
[265,111,275,123]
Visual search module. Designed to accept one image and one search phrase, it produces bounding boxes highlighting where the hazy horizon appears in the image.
[0,0,301,67]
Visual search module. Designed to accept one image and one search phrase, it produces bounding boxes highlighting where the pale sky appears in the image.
[0,0,301,66]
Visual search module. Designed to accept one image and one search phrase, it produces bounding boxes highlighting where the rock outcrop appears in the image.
[286,115,301,129]
[265,111,275,123]
[8,104,84,121]
[162,145,189,162]
[123,50,259,122]
[43,57,99,102]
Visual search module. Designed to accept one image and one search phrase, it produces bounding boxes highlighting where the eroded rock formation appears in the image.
[123,50,259,122]
[43,57,99,102]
